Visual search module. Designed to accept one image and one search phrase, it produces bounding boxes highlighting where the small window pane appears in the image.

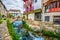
[55,2,57,8]
[16,14,18,16]
[51,2,54,8]
[35,12,41,21]
[45,16,49,21]
[59,2,60,7]
[35,0,37,3]
[45,6,49,12]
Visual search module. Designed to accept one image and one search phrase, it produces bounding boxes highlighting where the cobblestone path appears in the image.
[0,21,12,40]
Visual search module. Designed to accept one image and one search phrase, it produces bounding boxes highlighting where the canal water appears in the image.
[12,20,44,40]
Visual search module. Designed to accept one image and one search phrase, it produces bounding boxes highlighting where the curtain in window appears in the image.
[55,1,57,8]
[59,2,60,7]
[45,1,60,12]
[45,6,49,12]
[51,2,54,8]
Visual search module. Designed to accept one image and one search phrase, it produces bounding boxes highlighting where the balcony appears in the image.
[49,8,60,12]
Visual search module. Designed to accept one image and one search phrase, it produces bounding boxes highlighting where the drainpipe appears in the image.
[7,11,9,18]
[41,0,45,22]
[27,14,28,20]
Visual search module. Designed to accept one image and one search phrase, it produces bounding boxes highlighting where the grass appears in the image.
[0,13,2,24]
[0,20,3,24]
[6,18,21,40]
[0,17,3,24]
[42,30,60,39]
[23,21,34,32]
[0,13,3,24]
[6,18,60,40]
[23,21,60,39]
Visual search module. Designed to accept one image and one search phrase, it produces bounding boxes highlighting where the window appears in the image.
[57,0,60,1]
[35,0,37,3]
[53,16,60,24]
[16,14,18,16]
[57,1,59,8]
[35,12,41,21]
[45,16,50,21]
[45,6,49,12]
[59,2,60,7]
[55,2,57,8]
[51,2,54,8]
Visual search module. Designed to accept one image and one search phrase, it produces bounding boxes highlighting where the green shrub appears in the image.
[6,19,21,40]
[0,13,2,20]
[23,21,34,32]
[3,18,7,20]
[0,20,3,24]
[0,14,1,16]
[42,30,60,39]
[23,21,60,39]
[9,14,14,18]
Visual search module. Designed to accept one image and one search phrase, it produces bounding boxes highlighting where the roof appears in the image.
[9,9,20,12]
[7,9,21,14]
[0,0,7,11]
[44,0,59,6]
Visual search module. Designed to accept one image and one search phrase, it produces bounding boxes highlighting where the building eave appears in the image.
[24,8,42,14]
[44,0,59,6]
[0,0,7,11]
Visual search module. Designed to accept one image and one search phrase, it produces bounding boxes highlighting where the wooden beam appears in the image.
[24,9,42,14]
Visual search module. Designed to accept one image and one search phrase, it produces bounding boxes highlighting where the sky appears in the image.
[2,0,24,13]
[34,0,42,10]
[2,0,42,13]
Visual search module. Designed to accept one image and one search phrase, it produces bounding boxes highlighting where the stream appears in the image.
[12,20,44,40]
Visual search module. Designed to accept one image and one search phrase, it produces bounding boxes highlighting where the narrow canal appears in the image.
[12,20,44,40]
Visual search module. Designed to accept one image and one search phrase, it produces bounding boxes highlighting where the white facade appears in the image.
[28,13,35,21]
[8,10,22,17]
[0,0,7,17]
[27,0,42,21]
[33,0,42,10]
[42,0,60,24]
[42,12,60,22]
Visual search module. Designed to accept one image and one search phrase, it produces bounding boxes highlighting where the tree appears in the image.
[9,14,14,18]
